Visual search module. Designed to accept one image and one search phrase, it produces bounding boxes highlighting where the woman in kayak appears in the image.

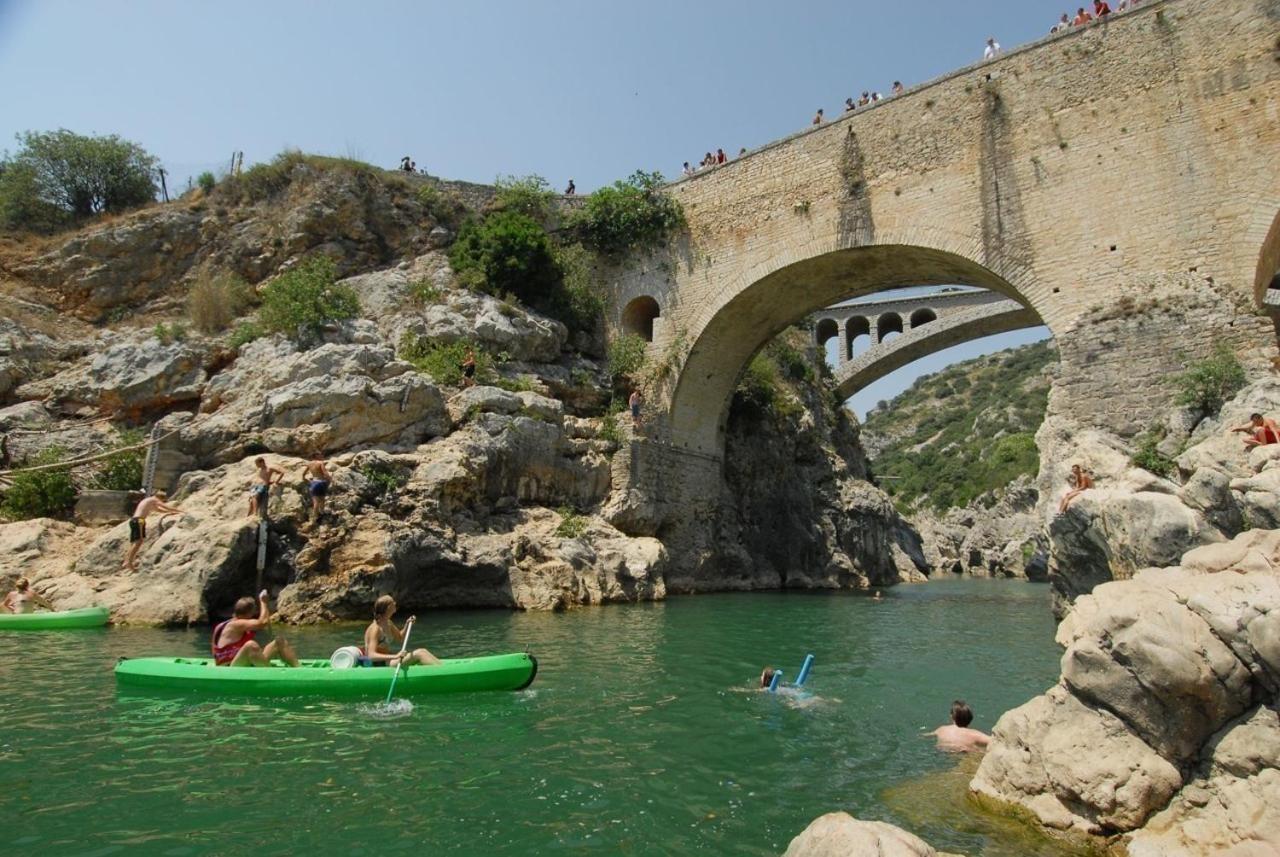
[1,578,55,614]
[211,590,300,667]
[361,595,441,667]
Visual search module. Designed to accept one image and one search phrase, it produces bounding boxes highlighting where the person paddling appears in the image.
[2,577,55,614]
[211,590,300,667]
[360,595,441,667]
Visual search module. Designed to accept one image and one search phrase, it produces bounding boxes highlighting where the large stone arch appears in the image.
[664,242,1044,457]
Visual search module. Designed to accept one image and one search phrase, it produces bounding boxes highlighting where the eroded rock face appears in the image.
[972,528,1280,848]
[916,475,1047,580]
[781,813,957,857]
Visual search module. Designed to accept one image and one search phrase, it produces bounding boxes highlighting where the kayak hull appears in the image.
[0,607,110,630]
[114,652,538,698]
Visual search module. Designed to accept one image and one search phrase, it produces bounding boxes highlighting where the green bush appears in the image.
[399,334,495,386]
[1131,430,1176,478]
[607,333,648,383]
[1,447,76,520]
[768,339,814,383]
[228,321,265,350]
[448,210,562,306]
[567,170,685,255]
[0,130,158,231]
[218,151,380,205]
[197,171,216,194]
[1174,344,1246,415]
[492,175,557,225]
[408,278,442,305]
[358,461,407,498]
[259,257,360,337]
[188,271,254,333]
[548,243,605,335]
[555,506,588,539]
[92,430,145,491]
[734,353,781,413]
[152,322,187,344]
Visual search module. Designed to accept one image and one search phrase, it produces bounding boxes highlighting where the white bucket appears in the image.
[329,646,362,670]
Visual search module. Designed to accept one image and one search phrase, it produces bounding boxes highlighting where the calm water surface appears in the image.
[0,580,1081,856]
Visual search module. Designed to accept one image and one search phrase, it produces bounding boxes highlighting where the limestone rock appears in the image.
[782,813,951,857]
[387,280,568,363]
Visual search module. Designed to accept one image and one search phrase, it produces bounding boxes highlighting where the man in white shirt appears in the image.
[983,37,1001,60]
[1051,13,1070,32]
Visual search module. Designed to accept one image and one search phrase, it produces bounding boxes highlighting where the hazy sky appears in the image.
[0,0,1061,413]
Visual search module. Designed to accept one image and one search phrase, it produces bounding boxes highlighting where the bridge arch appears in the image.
[622,296,661,342]
[845,316,870,359]
[663,242,1045,457]
[813,317,839,346]
[909,308,937,328]
[876,312,903,343]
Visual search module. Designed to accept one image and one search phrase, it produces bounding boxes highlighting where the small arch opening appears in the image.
[846,316,871,359]
[815,317,840,364]
[622,296,661,342]
[909,308,937,328]
[877,312,904,343]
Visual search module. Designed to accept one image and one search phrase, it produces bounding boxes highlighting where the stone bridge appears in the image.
[812,290,1042,397]
[602,0,1280,527]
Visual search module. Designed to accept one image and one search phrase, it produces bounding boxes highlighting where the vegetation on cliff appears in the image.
[862,340,1055,513]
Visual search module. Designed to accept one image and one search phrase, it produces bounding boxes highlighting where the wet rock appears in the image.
[782,812,955,857]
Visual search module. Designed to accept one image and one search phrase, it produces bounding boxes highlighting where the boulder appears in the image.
[781,813,953,857]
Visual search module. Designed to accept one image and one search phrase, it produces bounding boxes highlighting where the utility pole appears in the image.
[158,167,169,203]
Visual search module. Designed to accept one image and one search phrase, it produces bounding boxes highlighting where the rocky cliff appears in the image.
[0,159,922,623]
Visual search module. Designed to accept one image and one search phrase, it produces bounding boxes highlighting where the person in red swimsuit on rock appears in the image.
[1230,413,1280,449]
[211,590,300,667]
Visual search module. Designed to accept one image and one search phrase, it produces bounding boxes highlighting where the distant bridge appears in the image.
[811,290,1042,398]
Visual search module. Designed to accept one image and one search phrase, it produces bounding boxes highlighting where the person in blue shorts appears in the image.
[300,456,331,522]
[247,457,284,518]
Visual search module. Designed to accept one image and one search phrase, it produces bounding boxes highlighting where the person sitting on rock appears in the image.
[247,456,284,518]
[300,455,332,523]
[212,590,300,667]
[924,700,990,752]
[1229,413,1280,449]
[360,595,440,668]
[123,490,183,572]
[1058,463,1094,513]
[2,577,55,614]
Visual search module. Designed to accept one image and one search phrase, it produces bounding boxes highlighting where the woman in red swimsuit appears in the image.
[212,590,300,667]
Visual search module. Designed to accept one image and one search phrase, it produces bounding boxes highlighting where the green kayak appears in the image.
[115,652,538,698]
[0,606,110,630]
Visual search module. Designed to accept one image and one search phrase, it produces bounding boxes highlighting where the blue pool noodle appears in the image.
[768,670,783,693]
[795,653,815,687]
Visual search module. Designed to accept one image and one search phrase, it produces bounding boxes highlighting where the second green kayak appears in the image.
[115,651,538,698]
[0,606,110,630]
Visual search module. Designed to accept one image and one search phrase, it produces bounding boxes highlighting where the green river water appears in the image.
[0,580,1086,856]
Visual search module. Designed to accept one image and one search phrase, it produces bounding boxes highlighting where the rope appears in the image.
[0,423,187,480]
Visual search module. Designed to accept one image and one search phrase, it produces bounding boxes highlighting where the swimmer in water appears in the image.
[924,700,991,752]
[760,667,777,688]
[2,577,54,614]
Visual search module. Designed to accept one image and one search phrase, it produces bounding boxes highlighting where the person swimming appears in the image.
[760,667,777,688]
[1,577,54,614]
[924,700,991,752]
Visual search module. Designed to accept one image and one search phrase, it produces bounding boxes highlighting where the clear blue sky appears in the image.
[0,0,1061,410]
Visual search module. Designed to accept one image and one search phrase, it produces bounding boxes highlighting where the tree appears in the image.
[448,210,562,306]
[0,130,158,231]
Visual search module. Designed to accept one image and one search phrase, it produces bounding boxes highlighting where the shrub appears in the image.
[0,130,158,231]
[152,322,187,344]
[1131,430,1176,478]
[492,175,557,225]
[228,321,265,350]
[188,272,254,333]
[448,210,562,306]
[549,243,605,335]
[555,506,588,539]
[768,339,814,383]
[408,278,442,305]
[399,334,495,386]
[92,430,145,491]
[598,410,623,446]
[416,184,467,230]
[259,257,360,337]
[734,353,781,413]
[1174,344,1246,415]
[197,171,216,194]
[358,461,407,498]
[607,333,648,383]
[567,170,685,255]
[218,150,379,205]
[1,447,76,520]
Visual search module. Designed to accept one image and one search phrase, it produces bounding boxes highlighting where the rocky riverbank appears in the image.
[0,159,924,623]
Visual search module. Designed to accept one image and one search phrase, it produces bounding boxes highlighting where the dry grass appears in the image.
[187,271,254,333]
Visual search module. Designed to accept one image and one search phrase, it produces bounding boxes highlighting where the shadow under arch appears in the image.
[665,243,1049,457]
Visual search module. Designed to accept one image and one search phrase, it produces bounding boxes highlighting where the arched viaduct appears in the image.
[604,0,1280,526]
[813,291,1043,399]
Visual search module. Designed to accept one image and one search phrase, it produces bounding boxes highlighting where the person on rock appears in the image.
[924,700,990,752]
[461,349,477,388]
[123,490,183,571]
[247,456,284,519]
[1229,413,1280,449]
[629,388,644,430]
[2,577,55,613]
[1058,463,1094,513]
[211,590,300,667]
[564,179,576,196]
[300,455,332,522]
[359,595,441,668]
